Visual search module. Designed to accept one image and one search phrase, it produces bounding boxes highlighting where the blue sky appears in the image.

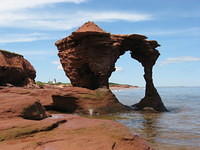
[0,0,200,86]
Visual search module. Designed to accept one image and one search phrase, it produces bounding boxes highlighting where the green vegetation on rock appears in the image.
[36,81,135,87]
[36,81,71,86]
[0,120,66,142]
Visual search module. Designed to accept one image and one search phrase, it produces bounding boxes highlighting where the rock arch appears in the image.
[55,22,167,112]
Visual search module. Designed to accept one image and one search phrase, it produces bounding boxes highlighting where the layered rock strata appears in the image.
[0,86,154,150]
[55,22,167,111]
[0,86,127,116]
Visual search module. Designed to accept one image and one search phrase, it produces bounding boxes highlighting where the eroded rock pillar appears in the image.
[55,21,168,112]
[132,64,168,112]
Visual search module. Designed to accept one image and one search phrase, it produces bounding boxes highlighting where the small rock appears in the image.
[21,101,48,120]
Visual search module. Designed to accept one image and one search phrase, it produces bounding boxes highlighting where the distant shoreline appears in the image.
[109,84,139,90]
[36,81,139,90]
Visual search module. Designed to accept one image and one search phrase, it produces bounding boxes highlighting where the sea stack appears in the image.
[55,21,168,112]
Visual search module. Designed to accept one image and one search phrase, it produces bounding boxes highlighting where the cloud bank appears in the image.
[0,11,152,30]
[0,33,51,43]
[0,0,152,31]
[0,0,87,12]
[143,27,200,37]
[160,56,200,65]
[0,0,153,43]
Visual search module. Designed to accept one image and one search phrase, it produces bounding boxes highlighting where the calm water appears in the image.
[112,87,200,150]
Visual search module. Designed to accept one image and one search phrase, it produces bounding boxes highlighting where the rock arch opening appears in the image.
[110,51,144,86]
[55,21,168,112]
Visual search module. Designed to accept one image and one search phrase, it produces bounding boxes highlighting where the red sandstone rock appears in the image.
[52,88,128,114]
[0,87,53,119]
[75,21,105,32]
[20,101,48,120]
[0,86,155,150]
[0,88,48,120]
[0,50,36,87]
[0,114,154,150]
[55,21,167,112]
[0,86,128,116]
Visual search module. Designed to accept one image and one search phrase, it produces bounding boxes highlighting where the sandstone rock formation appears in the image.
[0,87,48,120]
[0,50,36,87]
[20,101,48,120]
[55,21,167,112]
[52,88,128,114]
[0,86,155,150]
[0,114,154,150]
[0,86,127,116]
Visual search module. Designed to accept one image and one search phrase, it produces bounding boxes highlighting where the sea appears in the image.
[112,87,200,150]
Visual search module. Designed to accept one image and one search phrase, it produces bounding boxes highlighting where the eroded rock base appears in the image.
[0,86,129,117]
[0,115,154,150]
[0,86,154,150]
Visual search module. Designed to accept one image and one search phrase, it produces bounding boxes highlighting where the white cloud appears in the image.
[0,33,51,43]
[21,50,55,56]
[0,11,152,30]
[142,27,200,37]
[0,0,88,30]
[0,0,152,31]
[0,0,153,43]
[160,56,200,65]
[82,11,152,22]
[0,0,87,12]
[115,66,123,72]
[52,60,63,70]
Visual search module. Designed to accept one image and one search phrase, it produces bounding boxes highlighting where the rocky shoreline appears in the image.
[0,21,168,149]
[0,114,154,150]
[110,84,139,90]
[36,82,139,90]
[0,86,154,150]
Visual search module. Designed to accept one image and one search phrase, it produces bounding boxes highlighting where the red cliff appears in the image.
[0,50,36,87]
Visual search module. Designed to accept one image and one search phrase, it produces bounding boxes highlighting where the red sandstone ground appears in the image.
[0,86,155,150]
[0,114,154,150]
[0,86,128,116]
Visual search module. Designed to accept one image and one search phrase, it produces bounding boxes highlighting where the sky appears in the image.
[0,0,200,87]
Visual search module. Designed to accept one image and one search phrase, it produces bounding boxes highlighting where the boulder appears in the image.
[20,101,48,120]
[0,50,36,87]
[0,87,50,120]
